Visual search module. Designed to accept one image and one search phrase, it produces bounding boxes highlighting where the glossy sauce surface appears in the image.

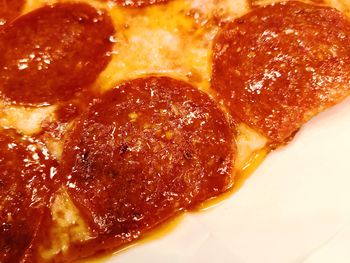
[0,3,115,105]
[0,130,56,262]
[60,77,236,259]
[3,0,350,262]
[73,149,267,263]
[0,0,25,27]
[212,1,350,142]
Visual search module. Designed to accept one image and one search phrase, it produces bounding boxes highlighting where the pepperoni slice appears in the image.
[106,0,169,8]
[212,1,350,143]
[0,0,24,27]
[0,131,56,262]
[61,77,235,248]
[0,3,115,105]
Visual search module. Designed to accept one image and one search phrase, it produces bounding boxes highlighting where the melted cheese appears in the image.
[0,102,55,135]
[0,0,271,261]
[39,189,91,260]
[97,0,249,92]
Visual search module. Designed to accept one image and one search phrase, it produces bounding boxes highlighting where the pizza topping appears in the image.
[107,0,169,8]
[212,1,350,142]
[0,130,56,262]
[0,3,115,105]
[3,0,350,261]
[0,0,24,27]
[61,77,235,247]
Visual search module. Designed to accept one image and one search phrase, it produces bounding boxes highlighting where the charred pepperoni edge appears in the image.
[59,76,236,260]
[0,130,57,262]
[0,0,25,28]
[0,3,115,105]
[211,1,350,143]
[105,0,170,8]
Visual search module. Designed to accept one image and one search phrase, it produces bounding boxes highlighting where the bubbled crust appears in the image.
[60,77,235,251]
[0,3,115,105]
[212,1,350,142]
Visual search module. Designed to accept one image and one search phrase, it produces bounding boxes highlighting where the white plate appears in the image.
[105,98,350,263]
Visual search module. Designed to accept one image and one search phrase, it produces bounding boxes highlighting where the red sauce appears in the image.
[0,130,57,262]
[212,1,350,142]
[59,77,236,259]
[0,3,115,106]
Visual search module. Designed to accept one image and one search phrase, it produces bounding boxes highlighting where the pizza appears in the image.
[1,0,350,262]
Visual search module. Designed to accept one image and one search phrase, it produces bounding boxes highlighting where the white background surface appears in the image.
[106,99,350,263]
